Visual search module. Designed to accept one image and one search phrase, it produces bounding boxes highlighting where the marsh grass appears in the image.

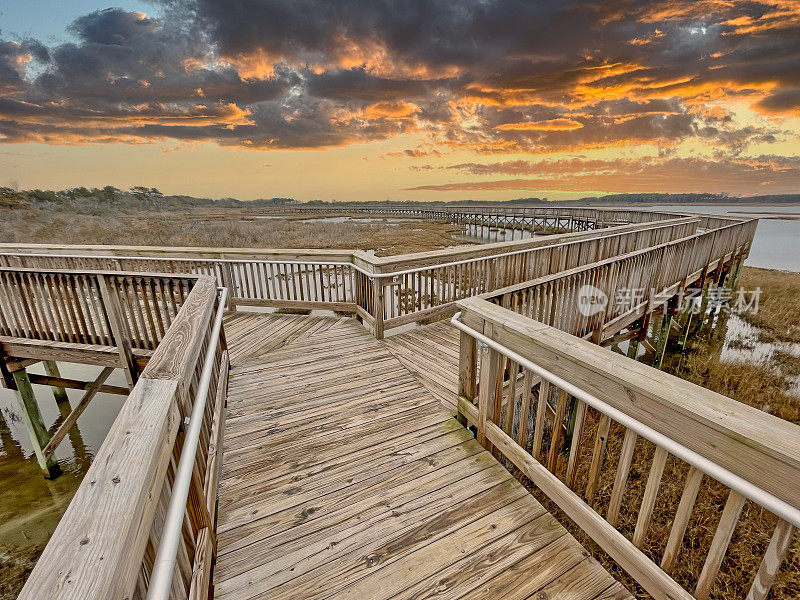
[739,267,800,344]
[0,206,465,255]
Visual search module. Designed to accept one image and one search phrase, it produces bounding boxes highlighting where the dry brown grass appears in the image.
[0,207,466,256]
[739,267,800,344]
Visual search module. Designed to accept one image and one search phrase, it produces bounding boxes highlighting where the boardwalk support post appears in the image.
[44,360,69,405]
[13,369,62,479]
[653,309,672,370]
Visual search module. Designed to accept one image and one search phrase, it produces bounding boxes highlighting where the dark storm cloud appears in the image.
[0,0,798,158]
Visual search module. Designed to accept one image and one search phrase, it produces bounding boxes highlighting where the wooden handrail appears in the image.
[454,297,799,600]
[16,274,228,600]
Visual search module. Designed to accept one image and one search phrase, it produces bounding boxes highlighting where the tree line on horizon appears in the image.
[2,186,799,211]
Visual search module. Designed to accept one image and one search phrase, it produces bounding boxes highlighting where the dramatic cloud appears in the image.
[0,1,799,191]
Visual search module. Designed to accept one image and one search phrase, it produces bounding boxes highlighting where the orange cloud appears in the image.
[363,101,420,119]
[496,118,584,131]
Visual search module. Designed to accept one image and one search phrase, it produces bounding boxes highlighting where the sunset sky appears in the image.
[1,0,799,201]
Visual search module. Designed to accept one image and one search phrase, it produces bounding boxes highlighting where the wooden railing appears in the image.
[278,204,691,224]
[0,217,702,338]
[0,249,361,314]
[481,218,758,343]
[0,268,199,386]
[372,218,700,334]
[15,272,228,600]
[453,298,800,600]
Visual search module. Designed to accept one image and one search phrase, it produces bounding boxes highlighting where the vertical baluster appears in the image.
[746,519,795,600]
[632,446,669,548]
[139,278,159,347]
[532,379,550,458]
[661,465,703,573]
[694,490,746,600]
[547,389,569,472]
[503,360,518,435]
[565,399,587,489]
[607,429,639,527]
[149,279,167,340]
[516,370,534,448]
[585,413,611,506]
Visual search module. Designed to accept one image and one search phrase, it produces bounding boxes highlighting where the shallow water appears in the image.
[0,363,128,582]
[452,224,541,244]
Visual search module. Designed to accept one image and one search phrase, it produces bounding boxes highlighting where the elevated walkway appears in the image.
[214,312,631,600]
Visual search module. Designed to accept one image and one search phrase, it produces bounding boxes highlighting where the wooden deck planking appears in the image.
[214,313,631,600]
[383,320,461,411]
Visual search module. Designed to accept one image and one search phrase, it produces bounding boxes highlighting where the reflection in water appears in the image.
[0,363,128,597]
[452,224,540,244]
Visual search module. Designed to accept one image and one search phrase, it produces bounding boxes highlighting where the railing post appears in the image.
[457,329,477,426]
[372,275,385,339]
[220,262,235,311]
[97,273,139,388]
[476,322,502,452]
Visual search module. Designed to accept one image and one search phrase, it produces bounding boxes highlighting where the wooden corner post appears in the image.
[372,275,385,339]
[476,322,502,452]
[457,328,477,426]
[97,274,139,388]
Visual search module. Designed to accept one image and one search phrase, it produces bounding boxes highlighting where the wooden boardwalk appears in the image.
[214,312,631,600]
[384,320,460,412]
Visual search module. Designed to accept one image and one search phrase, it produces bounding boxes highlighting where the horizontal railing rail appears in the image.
[374,218,700,334]
[146,285,227,600]
[16,273,229,600]
[454,298,799,600]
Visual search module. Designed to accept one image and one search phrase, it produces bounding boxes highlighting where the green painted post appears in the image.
[43,360,69,405]
[679,309,694,348]
[12,370,62,479]
[653,311,672,370]
[627,337,640,359]
[694,280,711,333]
